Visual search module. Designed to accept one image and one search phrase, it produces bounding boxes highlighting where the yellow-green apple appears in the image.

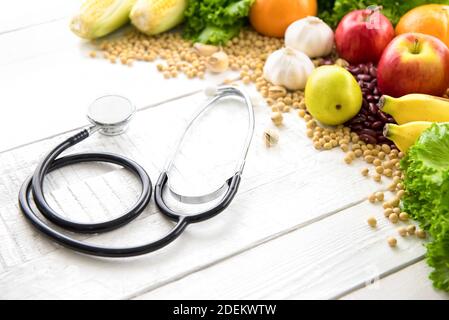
[335,8,395,64]
[377,33,449,97]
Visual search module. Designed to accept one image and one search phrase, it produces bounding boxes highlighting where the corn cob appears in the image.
[70,0,136,39]
[130,0,187,35]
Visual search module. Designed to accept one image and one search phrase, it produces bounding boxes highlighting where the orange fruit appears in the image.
[249,0,317,38]
[396,4,449,48]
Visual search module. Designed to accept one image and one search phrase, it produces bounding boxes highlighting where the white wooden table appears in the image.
[1,1,448,300]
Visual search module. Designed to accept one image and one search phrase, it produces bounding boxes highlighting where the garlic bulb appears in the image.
[263,47,314,91]
[285,16,334,58]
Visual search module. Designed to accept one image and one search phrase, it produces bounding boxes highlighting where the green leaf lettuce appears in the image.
[183,0,254,44]
[401,123,449,292]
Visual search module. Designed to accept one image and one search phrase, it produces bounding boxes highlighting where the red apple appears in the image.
[335,8,395,64]
[377,33,449,97]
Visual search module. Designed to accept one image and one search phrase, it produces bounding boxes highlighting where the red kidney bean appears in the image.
[371,121,384,130]
[359,134,377,144]
[360,128,378,136]
[345,63,397,147]
[369,103,378,114]
[350,67,360,74]
[357,74,371,81]
[350,117,363,124]
[360,65,369,74]
[378,112,390,122]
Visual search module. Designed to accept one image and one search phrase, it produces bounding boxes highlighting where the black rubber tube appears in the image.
[18,129,188,258]
[155,171,241,224]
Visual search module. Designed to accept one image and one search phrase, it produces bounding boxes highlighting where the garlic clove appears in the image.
[207,51,229,73]
[193,43,219,57]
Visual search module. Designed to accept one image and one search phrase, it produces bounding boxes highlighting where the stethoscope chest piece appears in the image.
[18,95,153,257]
[87,95,136,135]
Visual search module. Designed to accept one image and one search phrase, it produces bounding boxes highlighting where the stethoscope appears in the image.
[18,86,255,257]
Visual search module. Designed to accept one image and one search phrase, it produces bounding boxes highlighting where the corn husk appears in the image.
[70,0,136,39]
[130,0,187,35]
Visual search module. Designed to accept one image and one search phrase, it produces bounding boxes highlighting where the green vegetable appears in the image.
[401,123,449,292]
[318,0,449,28]
[183,0,254,45]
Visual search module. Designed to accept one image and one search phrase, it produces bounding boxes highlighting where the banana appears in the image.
[379,94,449,125]
[383,121,433,153]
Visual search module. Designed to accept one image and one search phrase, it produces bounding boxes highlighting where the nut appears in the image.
[406,225,416,235]
[397,227,407,237]
[367,216,377,228]
[416,229,427,239]
[388,237,397,247]
[271,112,283,126]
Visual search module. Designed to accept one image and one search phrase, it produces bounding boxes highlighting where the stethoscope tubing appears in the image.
[18,129,189,257]
[31,131,151,233]
[18,86,254,258]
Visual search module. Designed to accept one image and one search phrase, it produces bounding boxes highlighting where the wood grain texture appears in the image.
[1,6,444,298]
[134,200,427,300]
[0,18,237,152]
[0,86,423,299]
[0,1,79,34]
[342,261,449,300]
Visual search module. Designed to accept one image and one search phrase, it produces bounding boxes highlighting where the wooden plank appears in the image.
[0,1,79,34]
[134,200,427,300]
[341,260,449,300]
[0,88,410,299]
[0,18,237,152]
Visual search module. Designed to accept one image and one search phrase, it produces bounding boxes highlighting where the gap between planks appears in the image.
[0,76,242,156]
[123,196,379,300]
[0,17,67,36]
[0,88,202,155]
[0,84,417,299]
[332,255,425,299]
[129,197,427,300]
